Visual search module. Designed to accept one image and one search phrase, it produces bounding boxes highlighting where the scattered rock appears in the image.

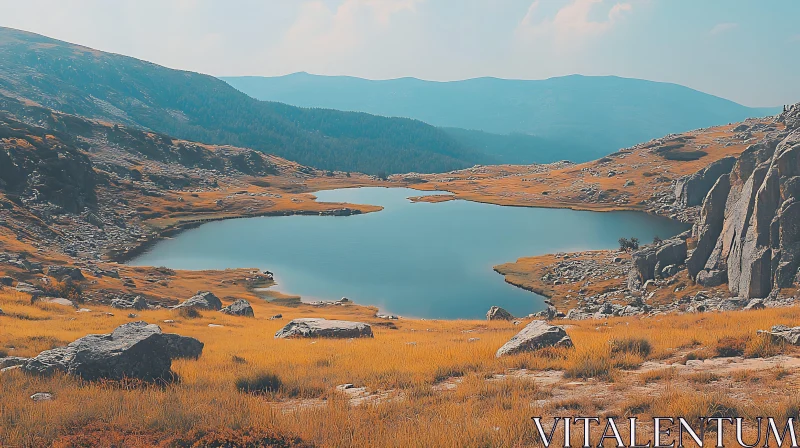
[40,298,74,307]
[15,282,44,297]
[495,320,573,357]
[46,265,85,281]
[275,318,374,339]
[0,276,13,286]
[270,314,283,320]
[220,299,254,317]
[173,291,222,311]
[744,299,766,310]
[0,357,30,369]
[486,306,514,321]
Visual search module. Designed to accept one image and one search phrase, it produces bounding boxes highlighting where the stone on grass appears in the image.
[759,325,800,345]
[173,291,222,311]
[495,320,573,357]
[111,295,150,310]
[23,321,203,381]
[275,318,373,339]
[220,299,254,317]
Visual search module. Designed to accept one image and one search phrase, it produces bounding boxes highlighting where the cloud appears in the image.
[709,22,738,36]
[274,0,424,70]
[517,0,633,46]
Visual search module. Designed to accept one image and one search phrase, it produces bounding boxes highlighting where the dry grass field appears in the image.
[3,284,800,447]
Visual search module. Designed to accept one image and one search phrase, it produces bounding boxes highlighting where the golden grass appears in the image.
[2,286,800,446]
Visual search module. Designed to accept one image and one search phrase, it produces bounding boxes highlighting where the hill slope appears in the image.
[224,72,779,162]
[0,27,490,175]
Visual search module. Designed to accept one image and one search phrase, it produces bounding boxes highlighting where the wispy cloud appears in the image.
[517,0,633,47]
[709,22,738,36]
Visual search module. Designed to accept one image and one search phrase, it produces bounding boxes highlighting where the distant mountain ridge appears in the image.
[223,72,779,163]
[0,27,491,175]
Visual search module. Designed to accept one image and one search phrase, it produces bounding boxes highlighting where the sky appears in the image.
[0,0,797,107]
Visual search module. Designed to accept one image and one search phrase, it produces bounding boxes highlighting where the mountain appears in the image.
[223,72,780,162]
[0,27,490,175]
[441,128,574,164]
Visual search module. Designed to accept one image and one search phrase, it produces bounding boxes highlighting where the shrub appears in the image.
[714,336,748,357]
[610,337,652,358]
[236,372,282,395]
[177,307,202,319]
[744,333,785,358]
[565,351,614,380]
[618,237,640,252]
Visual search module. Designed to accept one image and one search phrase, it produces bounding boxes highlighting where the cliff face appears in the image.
[690,103,800,299]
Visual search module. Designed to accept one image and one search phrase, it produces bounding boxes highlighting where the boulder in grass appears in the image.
[173,291,222,311]
[111,295,150,310]
[220,299,254,317]
[486,306,514,321]
[23,321,203,381]
[0,276,13,287]
[275,318,373,339]
[495,320,573,357]
[758,325,800,345]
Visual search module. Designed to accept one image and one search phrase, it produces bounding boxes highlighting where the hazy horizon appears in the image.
[1,0,798,107]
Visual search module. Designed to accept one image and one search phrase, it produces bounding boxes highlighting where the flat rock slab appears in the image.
[495,320,573,357]
[275,318,374,339]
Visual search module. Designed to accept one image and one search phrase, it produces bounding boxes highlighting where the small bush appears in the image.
[177,307,202,319]
[686,372,720,384]
[611,337,652,358]
[714,336,748,357]
[744,333,784,358]
[618,237,640,252]
[565,351,614,380]
[236,372,282,395]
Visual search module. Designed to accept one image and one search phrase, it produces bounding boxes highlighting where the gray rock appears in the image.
[220,299,254,317]
[0,356,30,369]
[696,269,727,287]
[0,276,13,286]
[173,291,222,311]
[270,314,283,320]
[162,333,204,359]
[111,295,150,310]
[40,298,74,307]
[275,318,373,339]
[532,305,557,320]
[675,156,737,207]
[759,325,800,345]
[23,321,202,380]
[30,392,53,402]
[16,282,43,297]
[687,174,731,279]
[45,265,85,281]
[744,299,766,310]
[495,320,573,357]
[486,306,514,321]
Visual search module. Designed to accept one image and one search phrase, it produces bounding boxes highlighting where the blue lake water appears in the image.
[129,187,688,319]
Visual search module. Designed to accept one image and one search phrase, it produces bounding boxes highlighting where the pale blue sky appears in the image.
[0,0,797,107]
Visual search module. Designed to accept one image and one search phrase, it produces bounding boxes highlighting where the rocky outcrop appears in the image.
[23,321,203,381]
[173,291,222,311]
[758,325,800,345]
[275,318,373,339]
[111,295,150,310]
[45,265,85,281]
[674,156,737,207]
[495,320,573,357]
[486,306,513,321]
[220,299,254,317]
[689,103,800,299]
[627,238,687,291]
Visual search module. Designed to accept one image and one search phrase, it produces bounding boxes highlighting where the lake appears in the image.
[129,187,688,319]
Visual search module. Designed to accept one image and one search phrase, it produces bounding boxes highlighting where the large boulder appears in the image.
[23,321,202,380]
[15,282,44,297]
[627,239,687,290]
[275,318,373,339]
[486,306,514,321]
[220,299,254,317]
[0,276,13,287]
[687,174,731,279]
[173,291,222,311]
[46,265,85,281]
[495,320,573,357]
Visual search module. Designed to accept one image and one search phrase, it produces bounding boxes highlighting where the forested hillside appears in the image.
[0,27,488,175]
